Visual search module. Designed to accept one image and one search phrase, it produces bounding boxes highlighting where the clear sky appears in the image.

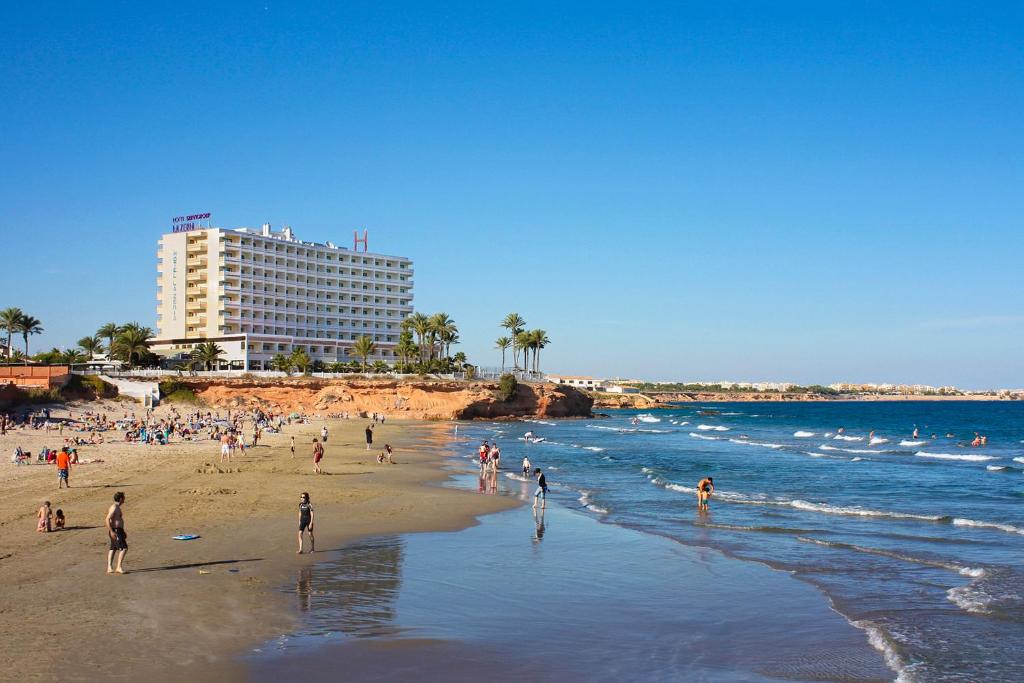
[1,2,1022,388]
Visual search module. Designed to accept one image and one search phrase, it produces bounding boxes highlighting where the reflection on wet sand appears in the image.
[288,537,405,639]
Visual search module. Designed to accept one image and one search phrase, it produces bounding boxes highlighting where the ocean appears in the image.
[251,401,1024,682]
[469,402,1024,681]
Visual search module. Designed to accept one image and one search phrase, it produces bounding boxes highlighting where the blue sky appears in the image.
[1,2,1022,387]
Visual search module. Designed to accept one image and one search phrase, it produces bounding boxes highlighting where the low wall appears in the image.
[0,365,71,388]
[99,375,160,406]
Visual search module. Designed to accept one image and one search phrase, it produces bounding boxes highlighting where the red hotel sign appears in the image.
[171,212,212,233]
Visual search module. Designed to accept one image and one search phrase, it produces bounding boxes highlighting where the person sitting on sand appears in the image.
[54,508,65,530]
[297,492,315,554]
[697,477,714,510]
[37,500,52,533]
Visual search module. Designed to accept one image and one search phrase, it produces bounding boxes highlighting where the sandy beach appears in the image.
[0,402,513,682]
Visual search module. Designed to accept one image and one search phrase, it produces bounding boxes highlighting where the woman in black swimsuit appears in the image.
[297,492,315,554]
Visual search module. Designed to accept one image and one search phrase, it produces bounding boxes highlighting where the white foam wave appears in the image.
[952,518,1024,536]
[504,472,529,482]
[582,446,604,452]
[851,457,863,462]
[851,620,909,680]
[636,414,661,423]
[915,451,996,462]
[1014,457,1024,464]
[793,430,816,438]
[797,536,984,576]
[833,434,864,441]
[986,465,1008,472]
[899,440,927,447]
[697,424,729,431]
[819,444,877,454]
[869,437,889,445]
[578,490,610,515]
[689,432,721,441]
[728,438,785,449]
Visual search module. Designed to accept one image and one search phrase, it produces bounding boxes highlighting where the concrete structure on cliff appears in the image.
[151,221,413,370]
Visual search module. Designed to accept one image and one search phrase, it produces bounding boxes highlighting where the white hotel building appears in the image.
[151,223,413,370]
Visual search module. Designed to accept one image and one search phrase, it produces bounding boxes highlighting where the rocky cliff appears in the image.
[165,377,593,421]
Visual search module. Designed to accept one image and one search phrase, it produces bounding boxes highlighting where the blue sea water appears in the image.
[460,402,1024,682]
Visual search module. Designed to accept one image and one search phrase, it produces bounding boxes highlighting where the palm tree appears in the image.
[515,331,532,375]
[15,315,43,360]
[495,336,511,372]
[270,353,293,374]
[112,324,154,369]
[0,307,23,358]
[439,328,459,359]
[407,312,432,363]
[60,349,87,365]
[191,341,225,371]
[348,335,377,373]
[77,335,104,360]
[395,331,417,369]
[97,323,122,360]
[501,313,526,368]
[529,329,550,373]
[429,313,456,360]
[289,348,312,374]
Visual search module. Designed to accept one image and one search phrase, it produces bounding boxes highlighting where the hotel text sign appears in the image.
[171,212,212,233]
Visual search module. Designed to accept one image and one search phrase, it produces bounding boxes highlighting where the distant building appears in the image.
[546,375,604,390]
[602,384,640,394]
[150,222,413,370]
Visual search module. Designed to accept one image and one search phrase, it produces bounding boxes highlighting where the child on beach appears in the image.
[697,477,714,510]
[384,444,393,464]
[56,447,71,489]
[54,509,65,530]
[522,456,531,478]
[37,501,52,532]
[297,492,315,554]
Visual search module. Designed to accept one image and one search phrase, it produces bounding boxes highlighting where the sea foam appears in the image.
[915,451,996,462]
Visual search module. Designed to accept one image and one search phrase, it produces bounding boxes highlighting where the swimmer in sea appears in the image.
[697,477,714,510]
[912,425,919,439]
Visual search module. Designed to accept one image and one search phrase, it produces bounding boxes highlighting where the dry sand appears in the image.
[0,400,514,682]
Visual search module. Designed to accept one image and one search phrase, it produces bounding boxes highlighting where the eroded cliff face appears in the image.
[170,378,593,421]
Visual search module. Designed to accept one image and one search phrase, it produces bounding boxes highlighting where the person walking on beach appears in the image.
[312,438,324,474]
[56,446,72,489]
[290,435,295,458]
[533,468,548,510]
[697,477,714,510]
[297,492,315,554]
[365,423,374,450]
[106,492,128,574]
[321,425,328,443]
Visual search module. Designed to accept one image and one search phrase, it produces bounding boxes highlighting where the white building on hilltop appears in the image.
[150,221,413,370]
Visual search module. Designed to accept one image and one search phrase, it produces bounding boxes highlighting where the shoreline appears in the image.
[0,408,515,682]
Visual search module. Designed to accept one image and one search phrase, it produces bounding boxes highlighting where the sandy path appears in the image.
[0,403,513,682]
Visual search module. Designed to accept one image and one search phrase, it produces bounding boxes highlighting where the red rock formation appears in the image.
[168,377,593,421]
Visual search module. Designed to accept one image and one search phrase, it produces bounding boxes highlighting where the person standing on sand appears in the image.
[297,492,315,554]
[106,492,128,574]
[697,477,714,510]
[321,425,328,443]
[312,438,324,474]
[220,432,231,463]
[290,435,295,458]
[56,446,72,489]
[533,468,548,510]
[365,423,374,450]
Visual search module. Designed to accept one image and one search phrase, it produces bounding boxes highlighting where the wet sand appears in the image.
[0,406,512,682]
[245,467,893,682]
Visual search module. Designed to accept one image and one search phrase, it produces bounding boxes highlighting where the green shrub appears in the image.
[159,380,199,403]
[64,374,118,399]
[497,373,518,402]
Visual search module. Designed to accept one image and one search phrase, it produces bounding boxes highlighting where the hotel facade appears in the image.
[151,222,413,370]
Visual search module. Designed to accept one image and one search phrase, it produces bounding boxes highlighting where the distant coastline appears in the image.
[591,391,1020,409]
